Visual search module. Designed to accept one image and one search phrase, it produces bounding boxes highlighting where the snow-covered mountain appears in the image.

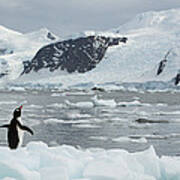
[1,8,180,91]
[0,26,59,80]
[21,36,127,74]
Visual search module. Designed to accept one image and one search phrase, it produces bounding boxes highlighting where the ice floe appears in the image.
[117,100,151,107]
[91,96,117,107]
[112,137,148,144]
[65,100,94,109]
[0,141,180,179]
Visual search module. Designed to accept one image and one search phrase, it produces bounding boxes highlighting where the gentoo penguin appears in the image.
[0,105,34,149]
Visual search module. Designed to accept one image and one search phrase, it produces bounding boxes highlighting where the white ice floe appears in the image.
[0,141,180,179]
[154,111,180,115]
[0,101,17,105]
[155,103,168,107]
[27,104,43,109]
[65,112,92,119]
[51,93,66,97]
[65,100,94,109]
[72,124,101,129]
[44,118,90,124]
[112,137,148,144]
[130,133,180,141]
[46,103,67,109]
[91,95,117,107]
[117,100,151,107]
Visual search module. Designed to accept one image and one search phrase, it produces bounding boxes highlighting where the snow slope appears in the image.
[1,8,180,91]
[0,141,180,180]
[0,26,59,81]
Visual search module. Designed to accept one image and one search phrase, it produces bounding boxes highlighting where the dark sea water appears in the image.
[0,90,180,156]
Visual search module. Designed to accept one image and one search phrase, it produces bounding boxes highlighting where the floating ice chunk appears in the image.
[112,136,148,143]
[155,103,168,107]
[130,134,167,140]
[46,103,67,109]
[27,104,43,109]
[154,111,180,115]
[65,91,94,96]
[72,124,101,128]
[117,100,151,107]
[129,123,152,129]
[0,101,17,105]
[65,100,94,108]
[7,87,25,92]
[45,118,90,124]
[51,93,64,97]
[65,111,92,119]
[91,95,117,107]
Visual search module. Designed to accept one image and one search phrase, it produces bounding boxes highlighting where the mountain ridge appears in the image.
[0,8,180,90]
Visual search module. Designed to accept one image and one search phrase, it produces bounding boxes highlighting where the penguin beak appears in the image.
[19,105,23,110]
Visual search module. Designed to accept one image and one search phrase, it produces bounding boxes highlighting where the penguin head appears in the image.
[13,105,23,118]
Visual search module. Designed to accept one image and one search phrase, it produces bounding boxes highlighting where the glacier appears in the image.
[0,141,180,180]
[0,8,180,91]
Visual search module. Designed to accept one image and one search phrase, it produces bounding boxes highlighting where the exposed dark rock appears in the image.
[0,72,8,78]
[135,118,169,123]
[21,35,127,75]
[0,48,7,55]
[157,49,171,76]
[47,32,56,41]
[174,73,180,85]
[91,87,105,92]
[157,59,167,75]
[0,48,13,56]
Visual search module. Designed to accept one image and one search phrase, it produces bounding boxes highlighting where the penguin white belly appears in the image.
[17,117,24,147]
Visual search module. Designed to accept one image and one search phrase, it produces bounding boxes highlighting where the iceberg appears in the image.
[0,141,180,180]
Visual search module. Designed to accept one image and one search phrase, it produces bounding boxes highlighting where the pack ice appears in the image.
[0,141,180,180]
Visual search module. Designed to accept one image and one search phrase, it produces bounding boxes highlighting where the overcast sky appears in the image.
[0,0,180,37]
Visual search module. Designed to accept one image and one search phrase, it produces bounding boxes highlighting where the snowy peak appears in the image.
[0,25,22,36]
[0,26,59,56]
[114,8,180,34]
[0,26,60,80]
[25,28,59,42]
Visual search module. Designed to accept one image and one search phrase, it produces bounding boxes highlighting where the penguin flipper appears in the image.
[21,125,34,135]
[0,124,9,128]
[17,122,34,135]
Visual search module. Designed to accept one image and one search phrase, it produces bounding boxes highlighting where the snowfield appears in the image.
[0,141,180,180]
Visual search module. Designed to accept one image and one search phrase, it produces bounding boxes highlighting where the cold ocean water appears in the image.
[0,90,180,156]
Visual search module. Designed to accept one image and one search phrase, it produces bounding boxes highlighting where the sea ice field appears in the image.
[0,90,180,179]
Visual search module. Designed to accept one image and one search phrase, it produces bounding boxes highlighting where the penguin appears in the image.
[0,105,34,149]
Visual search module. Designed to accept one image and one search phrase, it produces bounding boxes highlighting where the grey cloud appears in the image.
[0,0,180,37]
